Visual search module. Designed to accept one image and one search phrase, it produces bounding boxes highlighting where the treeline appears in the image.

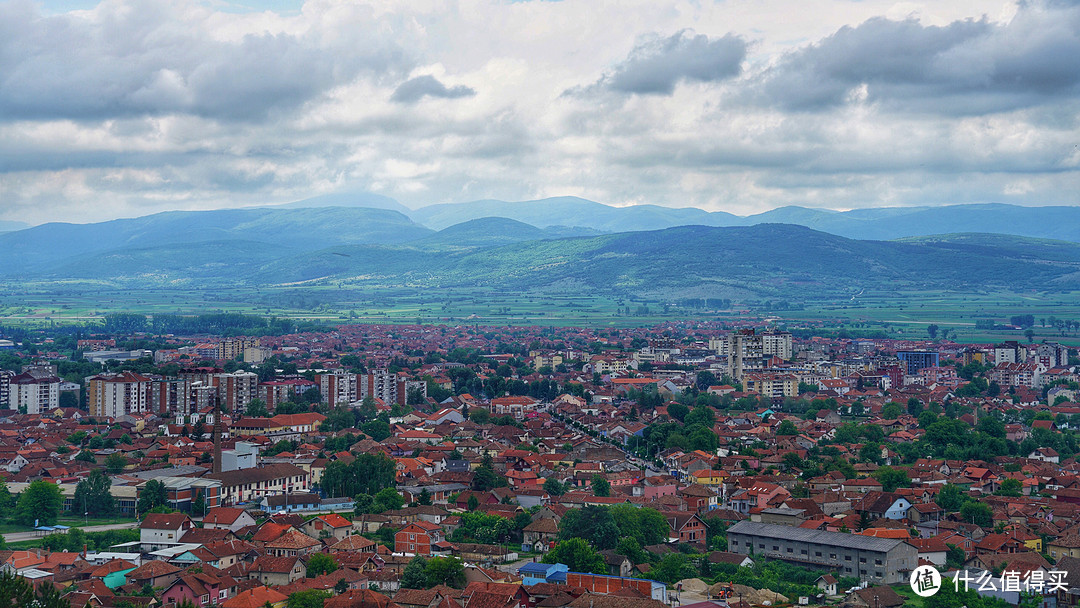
[102,313,329,336]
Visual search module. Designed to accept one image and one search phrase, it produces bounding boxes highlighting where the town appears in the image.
[1,319,1079,608]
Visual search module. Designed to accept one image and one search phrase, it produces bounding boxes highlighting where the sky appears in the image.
[2,0,1080,224]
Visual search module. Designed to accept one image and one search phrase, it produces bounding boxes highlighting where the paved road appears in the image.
[2,521,139,544]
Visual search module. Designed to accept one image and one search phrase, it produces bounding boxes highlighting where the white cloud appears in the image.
[1,0,1079,225]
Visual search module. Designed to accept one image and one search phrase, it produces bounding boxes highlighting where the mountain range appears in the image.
[2,196,1080,300]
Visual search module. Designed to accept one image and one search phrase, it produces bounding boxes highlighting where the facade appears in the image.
[140,513,195,551]
[394,521,442,555]
[318,370,357,406]
[727,521,917,585]
[213,371,259,414]
[206,463,309,506]
[359,369,427,407]
[0,369,12,408]
[727,330,764,381]
[217,338,259,361]
[10,370,61,414]
[761,330,794,360]
[87,372,153,419]
[743,373,798,399]
[896,351,940,375]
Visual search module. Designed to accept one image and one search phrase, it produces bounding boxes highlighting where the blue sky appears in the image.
[2,0,1078,224]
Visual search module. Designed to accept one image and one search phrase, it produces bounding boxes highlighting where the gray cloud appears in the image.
[752,2,1080,114]
[0,0,409,121]
[600,30,746,95]
[390,75,476,104]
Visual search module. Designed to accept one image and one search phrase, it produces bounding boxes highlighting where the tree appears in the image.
[245,398,268,418]
[1025,329,1035,343]
[873,466,911,493]
[73,470,116,517]
[667,402,689,422]
[996,478,1023,497]
[15,480,63,526]
[960,501,993,528]
[0,570,69,608]
[105,452,128,474]
[417,488,432,506]
[936,484,967,511]
[424,556,466,588]
[373,488,404,513]
[287,589,331,608]
[191,491,206,516]
[776,419,798,435]
[467,495,479,511]
[927,324,939,340]
[138,479,169,513]
[543,539,607,574]
[558,505,619,550]
[0,481,14,514]
[653,553,694,584]
[543,478,567,496]
[306,553,339,577]
[401,556,429,589]
[591,474,611,497]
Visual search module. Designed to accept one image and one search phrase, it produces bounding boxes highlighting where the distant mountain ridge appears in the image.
[7,219,1080,301]
[408,198,1080,242]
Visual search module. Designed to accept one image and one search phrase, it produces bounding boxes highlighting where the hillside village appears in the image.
[1,320,1079,608]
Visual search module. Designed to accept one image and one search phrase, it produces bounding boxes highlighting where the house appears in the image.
[126,559,183,590]
[264,529,321,557]
[816,574,837,596]
[599,551,633,577]
[302,513,354,542]
[395,521,444,555]
[522,518,559,552]
[161,572,237,607]
[202,507,256,532]
[666,512,707,544]
[140,513,195,551]
[222,586,288,608]
[250,556,306,586]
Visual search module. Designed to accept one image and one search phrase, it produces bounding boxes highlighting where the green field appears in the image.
[1,283,1079,344]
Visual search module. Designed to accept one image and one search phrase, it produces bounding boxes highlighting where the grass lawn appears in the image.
[0,514,136,535]
[891,584,924,608]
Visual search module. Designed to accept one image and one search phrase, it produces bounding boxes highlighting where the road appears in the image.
[2,521,139,544]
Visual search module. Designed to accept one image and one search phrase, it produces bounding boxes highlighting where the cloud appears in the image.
[0,0,409,121]
[390,75,476,104]
[591,30,746,95]
[750,1,1080,114]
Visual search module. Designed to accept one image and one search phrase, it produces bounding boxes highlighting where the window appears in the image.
[773,545,779,551]
[860,557,866,563]
[875,559,882,565]
[845,556,851,561]
[815,552,822,557]
[786,548,793,554]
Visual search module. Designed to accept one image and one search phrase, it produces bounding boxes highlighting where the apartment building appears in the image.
[87,371,154,419]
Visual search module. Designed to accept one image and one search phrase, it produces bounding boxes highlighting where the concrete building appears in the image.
[212,371,259,414]
[726,521,917,585]
[217,338,259,362]
[761,330,793,360]
[359,369,426,407]
[317,370,356,406]
[727,329,764,381]
[0,369,13,408]
[10,370,60,414]
[220,442,258,472]
[87,372,153,419]
[896,350,940,375]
